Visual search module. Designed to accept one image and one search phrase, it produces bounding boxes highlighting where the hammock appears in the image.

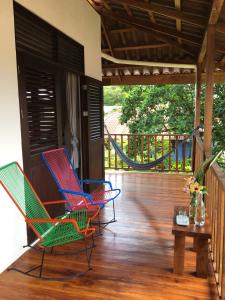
[104,125,200,170]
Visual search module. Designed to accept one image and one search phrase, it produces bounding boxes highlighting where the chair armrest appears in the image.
[43,199,88,209]
[27,217,95,237]
[44,200,100,222]
[80,179,113,190]
[27,218,81,233]
[59,188,94,205]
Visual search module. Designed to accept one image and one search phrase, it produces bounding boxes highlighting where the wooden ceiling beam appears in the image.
[217,22,225,34]
[175,0,182,44]
[102,43,169,52]
[198,0,225,63]
[102,72,225,85]
[99,10,198,57]
[101,18,122,82]
[110,27,134,34]
[101,19,115,57]
[111,0,207,28]
[101,10,201,45]
[216,42,225,53]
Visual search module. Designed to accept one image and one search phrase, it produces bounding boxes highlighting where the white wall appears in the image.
[0,0,101,272]
[0,0,27,273]
[16,0,102,81]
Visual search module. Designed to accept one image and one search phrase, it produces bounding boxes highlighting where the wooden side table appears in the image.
[172,207,211,278]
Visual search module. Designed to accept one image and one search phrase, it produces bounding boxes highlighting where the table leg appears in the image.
[196,237,209,278]
[174,234,185,275]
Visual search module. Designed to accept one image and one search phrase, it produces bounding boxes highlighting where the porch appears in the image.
[0,172,218,300]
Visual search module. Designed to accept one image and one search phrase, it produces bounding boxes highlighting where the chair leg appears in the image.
[39,248,45,278]
[84,235,95,270]
[8,239,95,280]
[92,199,117,229]
[23,243,95,256]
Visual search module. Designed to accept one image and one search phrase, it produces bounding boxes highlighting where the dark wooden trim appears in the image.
[102,71,225,85]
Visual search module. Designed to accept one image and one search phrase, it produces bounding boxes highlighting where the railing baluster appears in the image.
[221,190,225,299]
[168,135,171,171]
[128,134,130,170]
[134,135,137,161]
[114,134,117,170]
[141,135,144,163]
[108,134,111,169]
[175,135,178,172]
[147,135,150,163]
[182,138,186,172]
[121,134,124,169]
[161,135,164,171]
[154,135,157,171]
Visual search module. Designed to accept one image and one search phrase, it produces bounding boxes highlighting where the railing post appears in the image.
[203,25,215,155]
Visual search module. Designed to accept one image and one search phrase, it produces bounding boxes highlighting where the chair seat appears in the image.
[91,189,120,205]
[40,210,87,247]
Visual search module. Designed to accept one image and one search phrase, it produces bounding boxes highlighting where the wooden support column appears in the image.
[203,25,215,155]
[194,63,202,128]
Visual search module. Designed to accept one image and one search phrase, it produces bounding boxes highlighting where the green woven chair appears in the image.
[0,161,99,280]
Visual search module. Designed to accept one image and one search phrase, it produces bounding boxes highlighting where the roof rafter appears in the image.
[100,10,201,46]
[99,9,198,57]
[111,0,207,28]
[101,18,122,81]
[102,43,169,52]
[198,0,225,63]
[175,0,182,44]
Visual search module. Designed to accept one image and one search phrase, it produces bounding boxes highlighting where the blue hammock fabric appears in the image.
[105,125,200,170]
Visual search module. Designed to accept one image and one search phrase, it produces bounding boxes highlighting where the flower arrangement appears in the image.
[183,150,222,225]
[184,176,207,196]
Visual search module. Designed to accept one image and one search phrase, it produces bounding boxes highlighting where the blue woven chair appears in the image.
[42,148,121,226]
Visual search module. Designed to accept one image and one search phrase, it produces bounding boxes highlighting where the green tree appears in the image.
[120,84,195,134]
[213,84,225,152]
[104,86,125,106]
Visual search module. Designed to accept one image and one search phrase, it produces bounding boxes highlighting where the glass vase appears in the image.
[194,192,205,226]
[189,194,197,224]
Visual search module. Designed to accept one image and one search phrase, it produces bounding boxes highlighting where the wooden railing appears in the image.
[205,159,225,298]
[104,133,192,173]
[195,137,225,298]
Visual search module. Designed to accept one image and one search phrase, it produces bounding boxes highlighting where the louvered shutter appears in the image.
[57,34,84,73]
[81,77,104,191]
[14,3,56,61]
[14,3,84,73]
[24,67,59,156]
[88,83,103,141]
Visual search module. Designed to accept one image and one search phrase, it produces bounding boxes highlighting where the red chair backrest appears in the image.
[42,148,82,200]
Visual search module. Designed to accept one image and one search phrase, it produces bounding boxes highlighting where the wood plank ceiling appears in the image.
[87,0,225,85]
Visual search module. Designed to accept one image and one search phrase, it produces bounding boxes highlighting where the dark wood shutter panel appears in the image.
[81,77,104,190]
[14,3,56,61]
[24,67,58,156]
[88,83,103,141]
[14,3,84,74]
[58,34,84,73]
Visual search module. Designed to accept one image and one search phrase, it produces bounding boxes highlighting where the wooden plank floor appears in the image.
[0,173,218,300]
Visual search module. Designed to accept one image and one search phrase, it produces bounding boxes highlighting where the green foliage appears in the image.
[195,151,223,185]
[104,86,125,106]
[212,84,225,153]
[104,84,225,172]
[120,85,195,134]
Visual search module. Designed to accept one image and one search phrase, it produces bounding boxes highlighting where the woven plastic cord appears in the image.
[0,162,52,236]
[0,162,89,247]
